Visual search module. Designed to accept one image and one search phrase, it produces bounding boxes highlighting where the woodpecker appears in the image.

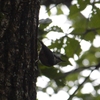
[39,40,64,67]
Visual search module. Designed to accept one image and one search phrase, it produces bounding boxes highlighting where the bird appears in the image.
[38,40,64,67]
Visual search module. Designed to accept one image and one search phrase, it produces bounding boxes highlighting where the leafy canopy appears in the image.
[37,1,100,100]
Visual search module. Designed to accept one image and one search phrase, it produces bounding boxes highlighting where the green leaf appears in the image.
[70,28,86,38]
[40,67,65,86]
[46,6,51,16]
[55,78,65,86]
[68,5,87,29]
[69,4,79,18]
[58,54,71,66]
[78,0,90,11]
[56,5,63,15]
[40,67,62,79]
[77,46,100,66]
[89,11,100,28]
[65,37,81,57]
[84,32,95,42]
[66,73,78,81]
[49,38,64,49]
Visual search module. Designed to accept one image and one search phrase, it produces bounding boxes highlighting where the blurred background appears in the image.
[37,0,100,100]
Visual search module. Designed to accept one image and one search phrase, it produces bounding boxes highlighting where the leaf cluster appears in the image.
[37,1,100,100]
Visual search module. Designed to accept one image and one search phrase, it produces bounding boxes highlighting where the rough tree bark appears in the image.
[0,0,40,100]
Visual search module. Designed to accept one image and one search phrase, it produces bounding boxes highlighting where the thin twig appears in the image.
[67,62,100,100]
[67,70,93,100]
[55,65,95,80]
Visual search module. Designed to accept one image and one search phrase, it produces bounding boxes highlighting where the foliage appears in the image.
[38,1,100,100]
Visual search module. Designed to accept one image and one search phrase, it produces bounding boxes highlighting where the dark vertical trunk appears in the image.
[0,0,40,100]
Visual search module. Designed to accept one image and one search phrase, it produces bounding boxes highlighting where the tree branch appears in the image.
[67,70,92,100]
[56,62,100,79]
[67,62,100,100]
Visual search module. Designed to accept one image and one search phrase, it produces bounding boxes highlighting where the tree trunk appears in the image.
[0,0,40,100]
